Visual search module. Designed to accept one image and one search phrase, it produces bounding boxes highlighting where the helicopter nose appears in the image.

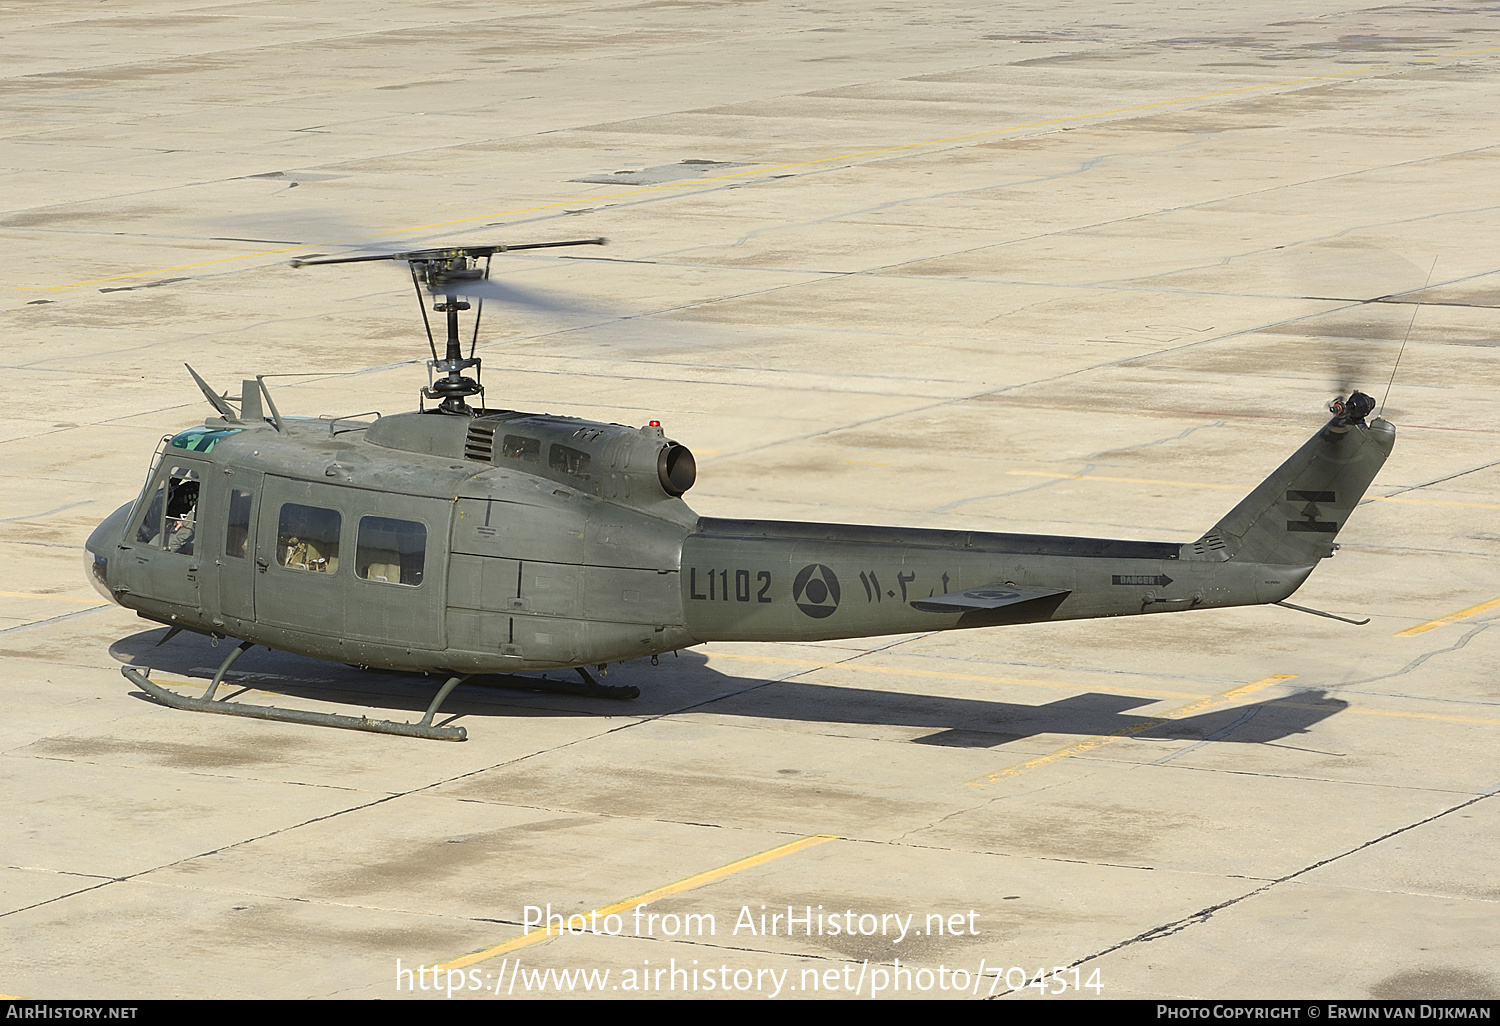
[84,501,133,605]
[84,549,112,603]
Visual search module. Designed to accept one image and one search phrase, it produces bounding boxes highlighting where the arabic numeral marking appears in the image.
[757,570,771,603]
[735,569,750,602]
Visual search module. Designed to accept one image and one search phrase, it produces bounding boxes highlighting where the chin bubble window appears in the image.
[355,516,426,586]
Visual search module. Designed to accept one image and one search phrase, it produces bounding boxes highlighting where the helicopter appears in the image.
[85,238,1396,741]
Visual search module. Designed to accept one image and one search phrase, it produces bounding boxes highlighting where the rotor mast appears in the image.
[292,237,606,414]
[413,253,486,413]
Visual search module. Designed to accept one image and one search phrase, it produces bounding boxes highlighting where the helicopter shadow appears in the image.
[109,628,1345,749]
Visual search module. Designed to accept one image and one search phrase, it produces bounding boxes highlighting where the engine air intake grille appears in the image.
[464,423,497,463]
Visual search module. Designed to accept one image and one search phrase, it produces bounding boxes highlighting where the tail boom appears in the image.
[681,521,1307,644]
[680,413,1392,645]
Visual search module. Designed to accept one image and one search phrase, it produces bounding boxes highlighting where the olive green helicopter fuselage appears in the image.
[88,391,1394,677]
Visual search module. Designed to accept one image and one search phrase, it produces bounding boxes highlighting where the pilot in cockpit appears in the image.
[165,477,199,555]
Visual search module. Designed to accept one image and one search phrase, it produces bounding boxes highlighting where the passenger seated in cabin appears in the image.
[281,535,338,573]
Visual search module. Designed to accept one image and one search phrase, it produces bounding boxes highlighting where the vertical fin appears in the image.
[1195,417,1395,565]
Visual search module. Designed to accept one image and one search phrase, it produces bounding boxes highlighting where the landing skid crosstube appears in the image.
[124,644,639,741]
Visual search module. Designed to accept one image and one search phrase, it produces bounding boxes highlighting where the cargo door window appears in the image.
[277,503,341,573]
[356,516,426,586]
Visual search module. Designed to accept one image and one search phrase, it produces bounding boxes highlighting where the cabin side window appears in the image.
[502,435,540,463]
[225,489,253,558]
[355,516,426,587]
[549,444,591,480]
[134,466,200,555]
[277,503,341,574]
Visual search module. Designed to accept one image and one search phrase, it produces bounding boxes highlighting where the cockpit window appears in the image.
[503,435,540,463]
[277,503,341,574]
[134,466,200,554]
[549,444,591,480]
[164,471,199,555]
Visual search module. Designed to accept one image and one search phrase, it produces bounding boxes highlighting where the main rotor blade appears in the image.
[428,276,606,316]
[1331,341,1371,397]
[499,237,609,253]
[291,237,606,267]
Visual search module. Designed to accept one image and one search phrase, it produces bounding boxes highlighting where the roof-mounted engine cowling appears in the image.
[369,411,696,505]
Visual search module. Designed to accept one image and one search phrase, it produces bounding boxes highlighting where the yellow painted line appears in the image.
[1006,471,1500,510]
[1007,470,1243,491]
[0,591,102,604]
[1280,702,1500,728]
[1415,46,1500,61]
[719,654,1497,769]
[705,650,1205,701]
[1395,596,1500,636]
[436,833,838,971]
[966,674,1297,785]
[1370,496,1500,511]
[19,67,1383,293]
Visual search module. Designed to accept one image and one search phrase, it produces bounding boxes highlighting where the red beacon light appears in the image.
[648,420,661,427]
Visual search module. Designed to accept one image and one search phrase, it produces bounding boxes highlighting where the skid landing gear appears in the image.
[123,642,469,741]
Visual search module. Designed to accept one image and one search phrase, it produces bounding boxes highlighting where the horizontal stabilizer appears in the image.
[911,584,1070,613]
